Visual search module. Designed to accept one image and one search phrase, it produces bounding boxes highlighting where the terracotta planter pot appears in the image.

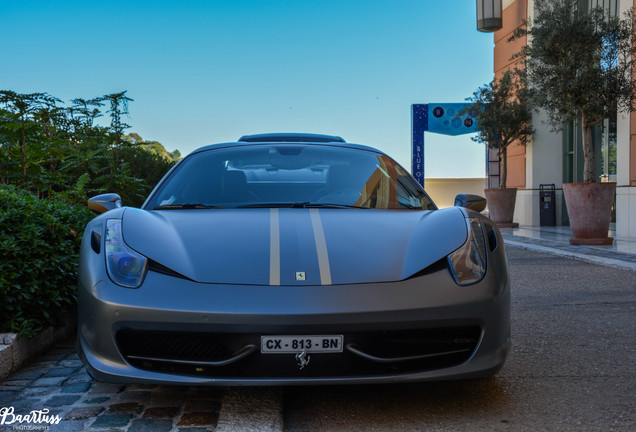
[562,182,616,245]
[484,188,518,228]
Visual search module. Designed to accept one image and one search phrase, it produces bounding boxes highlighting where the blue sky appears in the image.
[2,0,494,178]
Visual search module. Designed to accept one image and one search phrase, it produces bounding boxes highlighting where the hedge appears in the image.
[0,185,93,337]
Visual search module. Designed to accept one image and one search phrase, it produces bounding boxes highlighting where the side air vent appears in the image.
[90,231,101,254]
[483,222,497,252]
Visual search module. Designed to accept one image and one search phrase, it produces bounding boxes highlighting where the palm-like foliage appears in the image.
[461,69,534,189]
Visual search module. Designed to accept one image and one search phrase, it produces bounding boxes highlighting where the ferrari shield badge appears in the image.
[295,272,306,281]
[295,351,310,369]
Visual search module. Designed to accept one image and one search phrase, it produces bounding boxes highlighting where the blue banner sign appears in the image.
[411,103,477,187]
[427,103,476,136]
[411,104,427,186]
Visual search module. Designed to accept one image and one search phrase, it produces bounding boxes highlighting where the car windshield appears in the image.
[144,144,436,210]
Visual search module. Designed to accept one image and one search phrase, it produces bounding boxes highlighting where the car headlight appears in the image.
[447,218,487,286]
[105,219,148,288]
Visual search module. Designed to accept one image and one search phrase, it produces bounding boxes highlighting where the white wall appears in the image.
[527,110,563,189]
[425,178,487,208]
[616,187,636,238]
[616,0,634,239]
[514,189,564,227]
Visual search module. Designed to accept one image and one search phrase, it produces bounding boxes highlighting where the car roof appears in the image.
[190,134,384,156]
[238,133,346,143]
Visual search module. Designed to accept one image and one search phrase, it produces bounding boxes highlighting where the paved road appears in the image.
[0,247,634,431]
[282,247,636,431]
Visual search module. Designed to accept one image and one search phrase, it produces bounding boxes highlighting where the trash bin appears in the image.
[539,184,556,226]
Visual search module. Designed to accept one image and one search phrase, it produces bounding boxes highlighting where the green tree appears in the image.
[461,69,534,189]
[119,133,178,205]
[102,91,134,176]
[512,0,636,183]
[123,133,181,162]
[0,90,178,207]
[0,91,60,188]
[62,97,110,201]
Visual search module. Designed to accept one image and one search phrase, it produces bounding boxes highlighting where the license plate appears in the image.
[261,335,343,353]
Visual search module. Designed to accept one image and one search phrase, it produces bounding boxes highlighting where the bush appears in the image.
[0,185,93,337]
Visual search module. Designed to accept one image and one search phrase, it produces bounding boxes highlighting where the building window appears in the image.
[587,0,619,17]
[597,118,617,183]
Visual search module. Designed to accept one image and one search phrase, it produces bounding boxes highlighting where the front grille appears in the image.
[115,326,481,379]
[350,328,478,359]
[116,330,233,363]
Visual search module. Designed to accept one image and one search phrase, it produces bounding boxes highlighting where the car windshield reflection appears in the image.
[145,144,436,211]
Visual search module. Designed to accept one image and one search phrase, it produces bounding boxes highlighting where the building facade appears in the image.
[493,0,636,238]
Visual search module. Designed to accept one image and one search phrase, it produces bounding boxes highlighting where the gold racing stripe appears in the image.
[309,209,332,285]
[269,208,280,286]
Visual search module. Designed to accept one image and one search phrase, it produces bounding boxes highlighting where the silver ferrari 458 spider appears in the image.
[77,133,510,385]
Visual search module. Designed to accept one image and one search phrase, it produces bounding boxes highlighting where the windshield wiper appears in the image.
[305,203,368,209]
[237,202,367,209]
[153,203,221,210]
[237,202,309,208]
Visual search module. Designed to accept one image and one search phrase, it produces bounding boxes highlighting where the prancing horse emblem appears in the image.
[295,351,310,369]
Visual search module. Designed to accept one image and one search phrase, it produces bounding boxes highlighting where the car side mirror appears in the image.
[454,193,487,212]
[88,193,122,214]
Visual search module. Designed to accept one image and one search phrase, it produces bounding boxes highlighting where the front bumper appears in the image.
[77,256,510,385]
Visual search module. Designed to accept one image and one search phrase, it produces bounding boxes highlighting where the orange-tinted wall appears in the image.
[493,0,527,188]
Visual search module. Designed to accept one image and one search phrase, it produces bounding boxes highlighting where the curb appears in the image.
[503,237,636,272]
[0,316,76,381]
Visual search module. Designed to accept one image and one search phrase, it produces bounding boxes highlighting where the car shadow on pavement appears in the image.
[283,377,508,430]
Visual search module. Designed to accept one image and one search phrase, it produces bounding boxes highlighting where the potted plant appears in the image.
[511,0,635,244]
[461,68,534,227]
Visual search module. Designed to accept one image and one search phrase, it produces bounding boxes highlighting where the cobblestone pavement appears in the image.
[0,338,225,431]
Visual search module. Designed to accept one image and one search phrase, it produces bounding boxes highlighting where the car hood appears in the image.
[121,207,468,285]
